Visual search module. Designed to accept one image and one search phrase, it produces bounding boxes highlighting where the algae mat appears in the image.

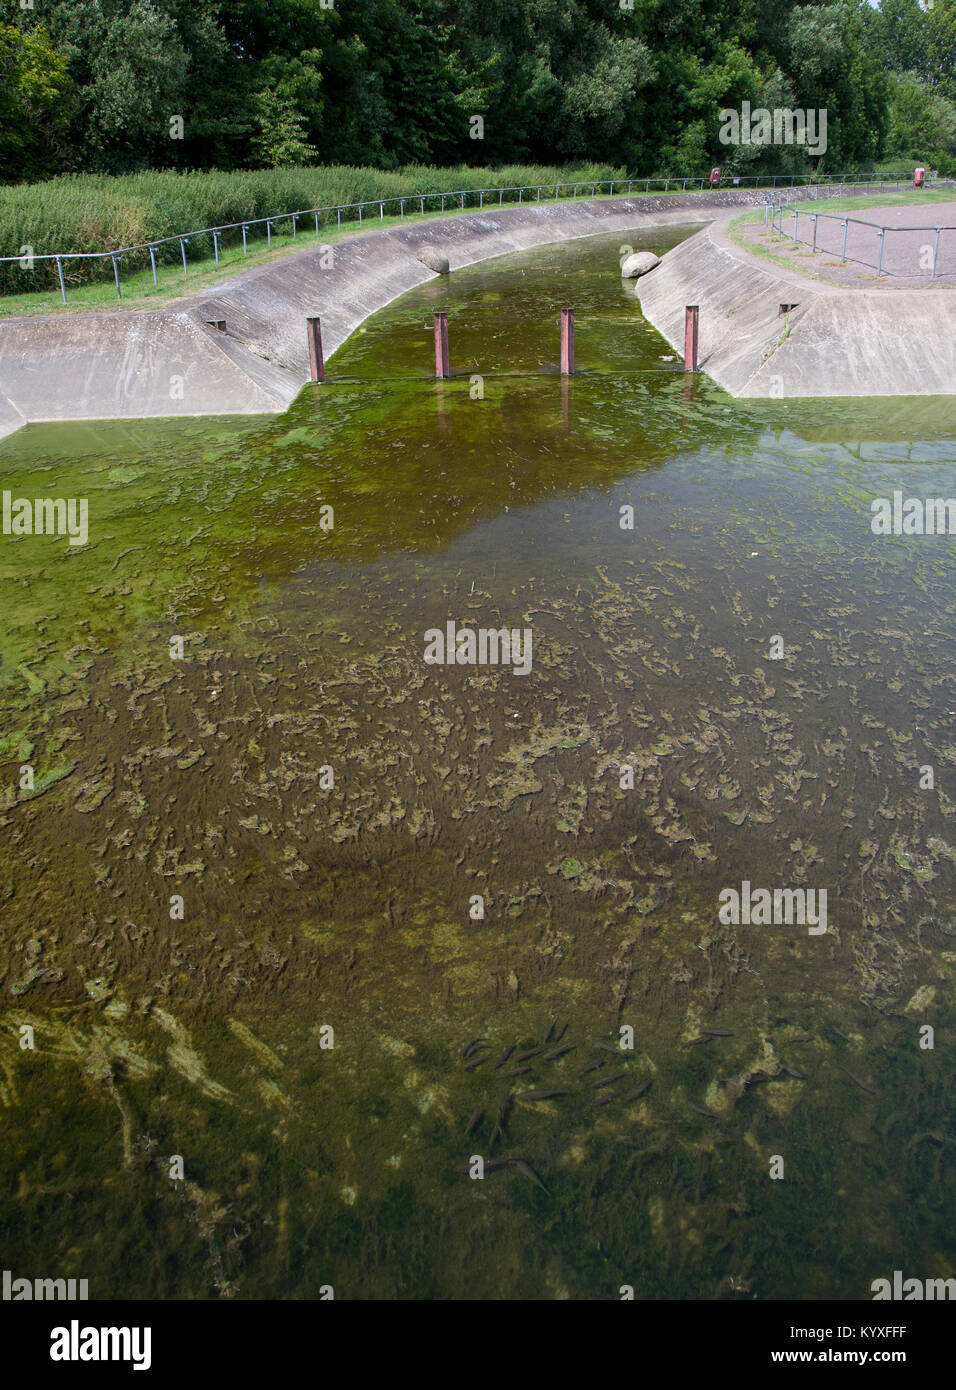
[0,229,953,1300]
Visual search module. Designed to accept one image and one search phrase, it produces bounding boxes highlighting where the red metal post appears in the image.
[433,311,450,379]
[684,305,699,373]
[560,307,575,375]
[307,317,325,383]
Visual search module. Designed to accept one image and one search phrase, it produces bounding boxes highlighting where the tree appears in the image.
[887,70,956,168]
[250,89,318,166]
[0,23,74,182]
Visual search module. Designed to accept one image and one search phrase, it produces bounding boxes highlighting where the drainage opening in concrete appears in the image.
[778,303,798,315]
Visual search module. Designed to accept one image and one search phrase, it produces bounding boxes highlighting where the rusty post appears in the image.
[307,317,325,383]
[684,305,699,373]
[433,312,450,379]
[560,307,575,375]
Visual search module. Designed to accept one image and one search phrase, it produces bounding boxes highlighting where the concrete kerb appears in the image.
[637,208,956,398]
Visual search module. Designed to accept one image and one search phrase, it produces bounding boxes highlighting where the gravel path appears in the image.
[742,200,956,287]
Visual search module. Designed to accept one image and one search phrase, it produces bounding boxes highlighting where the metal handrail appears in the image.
[0,171,928,303]
[768,198,954,277]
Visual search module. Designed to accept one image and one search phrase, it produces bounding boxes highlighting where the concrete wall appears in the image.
[637,212,956,398]
[0,187,830,442]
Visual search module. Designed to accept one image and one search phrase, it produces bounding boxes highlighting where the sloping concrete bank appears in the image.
[637,212,956,398]
[0,186,858,442]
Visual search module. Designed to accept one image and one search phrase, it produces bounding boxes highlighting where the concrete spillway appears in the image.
[0,187,856,442]
[637,211,956,398]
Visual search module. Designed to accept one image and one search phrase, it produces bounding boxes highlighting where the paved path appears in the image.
[741,201,956,288]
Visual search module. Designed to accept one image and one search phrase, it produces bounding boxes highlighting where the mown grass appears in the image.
[0,162,625,299]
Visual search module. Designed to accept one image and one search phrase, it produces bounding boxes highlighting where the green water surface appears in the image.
[0,227,953,1300]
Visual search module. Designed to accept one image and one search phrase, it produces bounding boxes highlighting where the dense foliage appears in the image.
[0,0,953,183]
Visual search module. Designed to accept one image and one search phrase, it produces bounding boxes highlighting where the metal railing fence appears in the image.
[0,171,933,303]
[767,199,956,278]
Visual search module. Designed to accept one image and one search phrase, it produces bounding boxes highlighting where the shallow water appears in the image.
[0,227,953,1300]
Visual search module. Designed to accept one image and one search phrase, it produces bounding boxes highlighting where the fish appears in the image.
[493,1042,516,1069]
[459,1036,486,1058]
[543,1020,556,1046]
[507,1065,533,1077]
[829,1024,851,1042]
[496,1092,512,1124]
[553,1022,569,1043]
[686,1036,715,1046]
[591,1072,628,1089]
[513,1160,551,1196]
[594,1041,622,1055]
[836,1062,877,1095]
[464,1107,483,1137]
[516,1089,568,1102]
[488,1123,502,1149]
[622,1080,652,1101]
[577,1061,602,1076]
[543,1043,576,1060]
[687,1102,721,1120]
[453,1157,512,1174]
[594,1092,618,1107]
[780,1064,807,1081]
[790,1032,815,1043]
[463,1052,490,1071]
[516,1047,542,1062]
[702,1028,734,1037]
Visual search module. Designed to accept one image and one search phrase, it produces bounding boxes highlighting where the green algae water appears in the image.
[0,227,954,1301]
